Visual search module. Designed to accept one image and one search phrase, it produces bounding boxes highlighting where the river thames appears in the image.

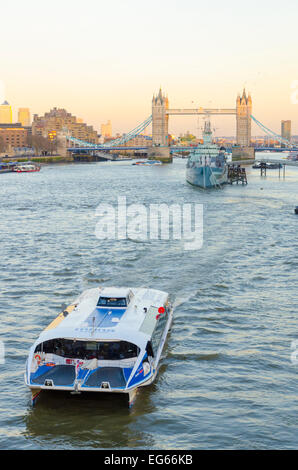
[0,155,297,449]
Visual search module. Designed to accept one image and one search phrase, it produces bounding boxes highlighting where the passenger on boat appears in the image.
[38,338,140,362]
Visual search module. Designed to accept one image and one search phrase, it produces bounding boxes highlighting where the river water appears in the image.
[0,154,297,449]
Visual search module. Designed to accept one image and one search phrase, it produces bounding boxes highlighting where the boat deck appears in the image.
[32,365,75,386]
[31,364,131,389]
[83,367,126,388]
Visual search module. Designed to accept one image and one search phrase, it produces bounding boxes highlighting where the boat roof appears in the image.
[32,287,169,351]
[99,287,132,298]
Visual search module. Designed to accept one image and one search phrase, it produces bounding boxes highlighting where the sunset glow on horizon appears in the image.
[1,0,298,136]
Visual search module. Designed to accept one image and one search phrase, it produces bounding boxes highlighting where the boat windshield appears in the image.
[97,297,127,307]
[35,339,140,360]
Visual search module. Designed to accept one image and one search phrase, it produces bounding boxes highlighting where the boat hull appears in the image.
[14,168,40,173]
[186,165,228,188]
[26,358,158,407]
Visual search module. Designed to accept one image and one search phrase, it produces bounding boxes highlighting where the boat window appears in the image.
[97,297,127,307]
[146,341,154,358]
[34,339,139,360]
[127,291,133,304]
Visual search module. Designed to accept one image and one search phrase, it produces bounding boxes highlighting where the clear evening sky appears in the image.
[1,0,298,136]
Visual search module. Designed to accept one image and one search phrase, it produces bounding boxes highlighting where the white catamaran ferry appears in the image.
[25,287,173,407]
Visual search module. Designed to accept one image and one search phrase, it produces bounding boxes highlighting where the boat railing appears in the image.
[96,359,137,368]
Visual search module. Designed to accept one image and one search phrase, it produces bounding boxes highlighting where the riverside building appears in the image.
[32,108,98,144]
[0,123,28,151]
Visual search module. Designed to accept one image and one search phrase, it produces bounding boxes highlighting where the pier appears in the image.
[227,164,247,184]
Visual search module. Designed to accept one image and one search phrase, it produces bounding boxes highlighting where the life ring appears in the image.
[34,354,41,365]
[156,306,165,320]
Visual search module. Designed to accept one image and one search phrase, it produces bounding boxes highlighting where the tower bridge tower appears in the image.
[152,88,169,146]
[236,89,252,146]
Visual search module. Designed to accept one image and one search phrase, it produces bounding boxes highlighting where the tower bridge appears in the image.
[151,88,252,149]
[65,88,292,161]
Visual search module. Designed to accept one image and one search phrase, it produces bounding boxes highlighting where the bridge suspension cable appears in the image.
[66,115,152,148]
[251,115,292,148]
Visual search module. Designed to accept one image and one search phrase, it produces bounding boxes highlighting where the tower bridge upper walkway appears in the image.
[166,108,236,116]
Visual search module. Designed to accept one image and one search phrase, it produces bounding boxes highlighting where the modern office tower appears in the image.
[18,108,31,127]
[101,120,112,138]
[281,120,291,146]
[0,101,12,124]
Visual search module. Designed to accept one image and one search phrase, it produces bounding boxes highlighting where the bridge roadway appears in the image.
[68,146,148,152]
[68,146,201,153]
[68,146,298,153]
[254,147,298,152]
